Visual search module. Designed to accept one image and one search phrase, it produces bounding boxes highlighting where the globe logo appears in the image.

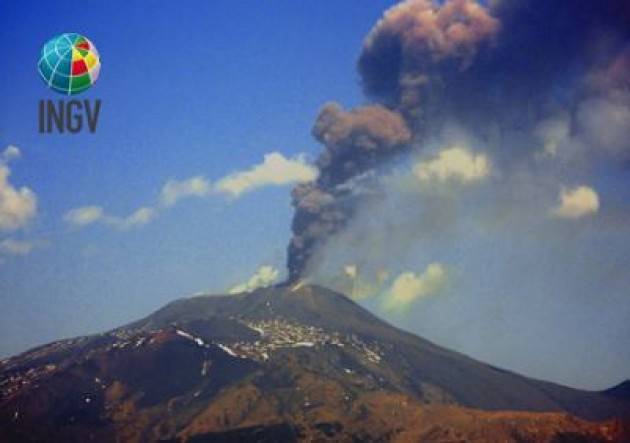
[38,33,101,95]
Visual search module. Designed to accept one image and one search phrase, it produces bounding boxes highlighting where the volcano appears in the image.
[1,284,629,442]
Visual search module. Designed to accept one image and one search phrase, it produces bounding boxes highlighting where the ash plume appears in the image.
[287,104,411,281]
[287,0,630,282]
[359,0,500,121]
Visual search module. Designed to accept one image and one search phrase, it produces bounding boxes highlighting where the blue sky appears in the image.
[0,0,628,391]
[0,0,394,355]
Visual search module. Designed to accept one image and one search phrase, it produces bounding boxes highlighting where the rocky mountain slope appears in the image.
[1,284,629,442]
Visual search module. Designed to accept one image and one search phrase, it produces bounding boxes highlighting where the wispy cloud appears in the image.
[64,205,156,230]
[159,176,212,207]
[109,207,157,229]
[64,206,104,226]
[65,152,317,231]
[0,238,36,256]
[215,152,318,198]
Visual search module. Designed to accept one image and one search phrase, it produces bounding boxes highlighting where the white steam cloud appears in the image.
[414,146,491,185]
[382,263,448,312]
[228,265,280,294]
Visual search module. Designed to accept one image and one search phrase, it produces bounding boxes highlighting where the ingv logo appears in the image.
[37,33,102,134]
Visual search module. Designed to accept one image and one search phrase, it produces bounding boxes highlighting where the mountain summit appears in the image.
[1,284,629,442]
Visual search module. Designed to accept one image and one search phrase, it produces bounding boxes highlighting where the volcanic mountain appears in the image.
[1,284,629,442]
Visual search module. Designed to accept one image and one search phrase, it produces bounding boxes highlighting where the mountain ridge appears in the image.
[1,283,629,442]
[125,283,629,418]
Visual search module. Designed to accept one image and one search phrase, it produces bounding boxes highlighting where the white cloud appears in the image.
[65,152,315,231]
[229,265,280,294]
[108,206,157,229]
[64,206,104,226]
[2,145,21,163]
[414,146,490,185]
[64,205,157,230]
[160,176,211,207]
[0,238,36,256]
[127,207,156,225]
[552,185,599,219]
[215,152,318,197]
[381,263,448,312]
[0,146,39,261]
[65,175,210,230]
[0,152,37,231]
